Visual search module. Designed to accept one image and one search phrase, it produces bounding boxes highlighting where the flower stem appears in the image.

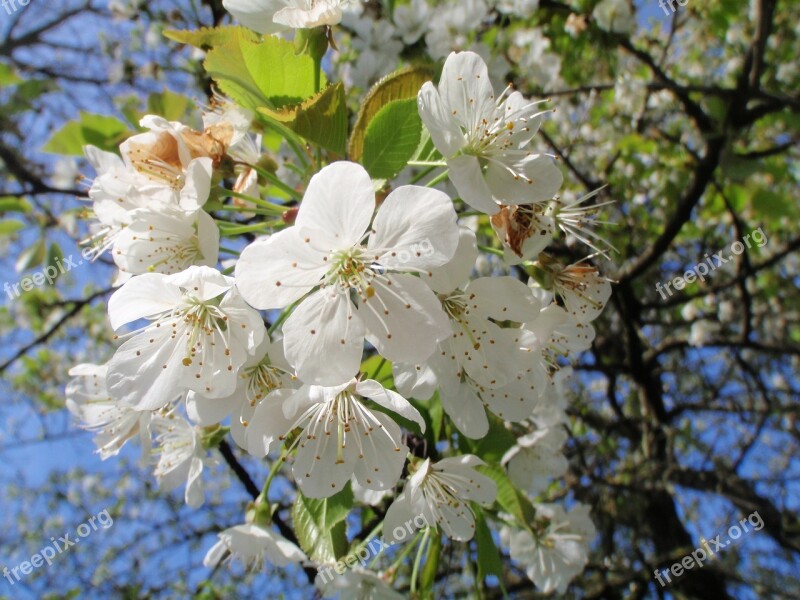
[425,170,449,188]
[410,527,431,593]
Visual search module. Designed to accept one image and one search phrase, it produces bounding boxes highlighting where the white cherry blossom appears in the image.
[383,455,497,542]
[317,567,404,599]
[204,523,305,570]
[235,161,457,386]
[151,410,213,507]
[501,427,568,497]
[112,204,219,275]
[65,363,152,459]
[394,229,546,437]
[106,266,266,410]
[186,336,296,450]
[501,503,596,594]
[418,51,563,215]
[223,0,356,33]
[246,377,425,498]
[542,258,613,323]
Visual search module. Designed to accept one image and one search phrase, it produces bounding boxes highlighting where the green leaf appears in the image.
[466,415,517,463]
[0,197,32,213]
[474,509,504,582]
[362,98,422,180]
[146,90,192,122]
[291,485,353,563]
[478,464,537,527]
[751,188,796,218]
[350,65,434,162]
[16,239,46,272]
[259,83,348,155]
[0,219,25,235]
[0,62,22,87]
[204,34,321,112]
[419,531,441,594]
[45,243,64,285]
[43,112,130,156]
[164,25,258,50]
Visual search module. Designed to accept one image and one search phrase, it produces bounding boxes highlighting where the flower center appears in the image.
[324,247,376,296]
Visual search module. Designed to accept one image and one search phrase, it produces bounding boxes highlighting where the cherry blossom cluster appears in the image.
[66,1,614,595]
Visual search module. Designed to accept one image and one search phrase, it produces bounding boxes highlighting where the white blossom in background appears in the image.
[418,51,563,216]
[235,161,457,386]
[106,266,266,410]
[501,503,596,594]
[151,411,213,507]
[223,0,358,33]
[509,28,562,88]
[246,377,425,498]
[592,0,635,35]
[317,567,404,599]
[204,523,306,570]
[383,455,497,542]
[65,363,152,459]
[502,427,568,497]
[424,0,489,59]
[392,0,430,44]
[493,0,540,17]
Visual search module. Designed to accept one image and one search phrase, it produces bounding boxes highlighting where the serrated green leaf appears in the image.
[350,65,434,162]
[291,486,353,563]
[43,112,130,156]
[259,83,347,155]
[164,25,258,50]
[474,509,504,581]
[478,464,537,527]
[362,98,422,180]
[204,34,321,112]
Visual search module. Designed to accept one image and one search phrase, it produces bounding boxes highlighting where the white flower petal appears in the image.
[283,289,365,386]
[108,272,180,330]
[360,274,450,364]
[245,388,296,457]
[417,81,464,158]
[447,154,498,215]
[295,161,375,250]
[426,227,478,294]
[368,185,459,270]
[356,379,426,433]
[107,326,185,410]
[485,153,563,204]
[439,379,488,439]
[352,411,407,491]
[438,52,496,133]
[235,228,328,309]
[464,276,542,322]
